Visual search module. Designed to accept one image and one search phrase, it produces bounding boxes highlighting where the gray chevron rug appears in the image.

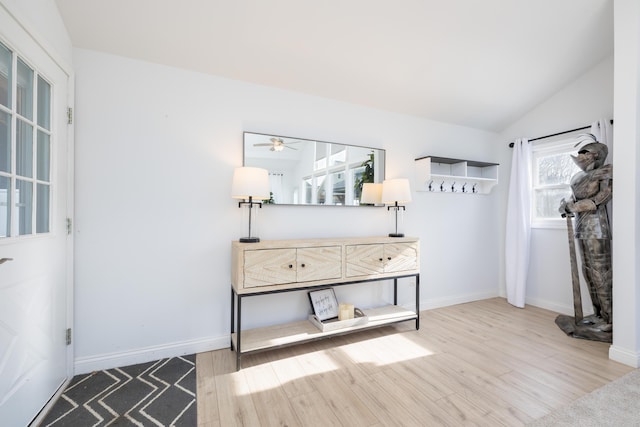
[41,354,196,426]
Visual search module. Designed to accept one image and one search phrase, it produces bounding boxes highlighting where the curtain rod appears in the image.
[508,119,613,148]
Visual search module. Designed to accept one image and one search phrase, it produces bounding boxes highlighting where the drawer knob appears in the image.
[301,263,306,268]
[387,257,392,261]
[288,264,293,268]
[379,258,383,261]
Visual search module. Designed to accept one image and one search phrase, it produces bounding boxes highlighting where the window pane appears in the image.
[17,59,33,120]
[316,175,326,204]
[16,119,33,177]
[15,179,32,235]
[0,110,9,173]
[37,76,51,130]
[329,144,346,167]
[37,130,50,181]
[0,176,9,237]
[303,178,312,204]
[314,142,327,171]
[331,171,345,205]
[352,166,365,201]
[536,153,580,185]
[534,187,574,218]
[36,183,49,233]
[0,42,10,108]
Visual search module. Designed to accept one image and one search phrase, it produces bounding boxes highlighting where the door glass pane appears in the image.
[0,176,9,237]
[16,119,33,178]
[0,110,9,173]
[0,42,10,108]
[37,76,50,130]
[37,130,50,181]
[36,183,49,233]
[15,179,32,235]
[17,58,33,120]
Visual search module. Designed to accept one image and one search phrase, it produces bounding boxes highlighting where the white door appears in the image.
[0,6,73,426]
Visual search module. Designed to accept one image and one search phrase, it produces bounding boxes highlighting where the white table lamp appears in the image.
[231,167,270,242]
[381,178,412,237]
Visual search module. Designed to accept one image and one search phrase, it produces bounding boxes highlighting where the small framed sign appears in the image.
[308,288,339,321]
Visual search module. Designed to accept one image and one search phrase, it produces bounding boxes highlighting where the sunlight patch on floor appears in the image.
[340,333,436,366]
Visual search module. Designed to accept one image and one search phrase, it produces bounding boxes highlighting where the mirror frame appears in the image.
[243,132,385,206]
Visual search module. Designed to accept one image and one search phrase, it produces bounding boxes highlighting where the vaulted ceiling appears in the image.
[54,0,613,132]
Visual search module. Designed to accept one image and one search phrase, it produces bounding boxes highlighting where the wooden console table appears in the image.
[230,236,420,370]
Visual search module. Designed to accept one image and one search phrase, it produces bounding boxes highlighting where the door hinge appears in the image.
[67,107,73,124]
[66,328,72,345]
[66,218,72,235]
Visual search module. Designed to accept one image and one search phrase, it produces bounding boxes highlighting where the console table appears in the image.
[230,236,420,370]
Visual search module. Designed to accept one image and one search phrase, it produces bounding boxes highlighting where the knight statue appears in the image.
[556,134,612,342]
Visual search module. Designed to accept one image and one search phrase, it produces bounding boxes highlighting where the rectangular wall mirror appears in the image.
[244,132,385,206]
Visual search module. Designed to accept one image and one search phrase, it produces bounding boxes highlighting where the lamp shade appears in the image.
[231,167,270,200]
[360,183,383,204]
[381,178,412,204]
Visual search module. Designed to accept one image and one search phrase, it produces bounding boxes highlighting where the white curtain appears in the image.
[505,138,532,308]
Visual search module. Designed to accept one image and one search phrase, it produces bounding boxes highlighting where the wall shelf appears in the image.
[414,156,499,194]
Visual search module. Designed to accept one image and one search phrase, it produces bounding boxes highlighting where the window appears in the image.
[304,142,373,205]
[531,138,581,228]
[0,41,52,238]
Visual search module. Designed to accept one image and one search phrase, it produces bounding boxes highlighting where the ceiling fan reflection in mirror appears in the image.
[253,137,299,152]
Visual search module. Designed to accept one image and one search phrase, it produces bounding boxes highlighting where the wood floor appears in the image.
[196,298,634,426]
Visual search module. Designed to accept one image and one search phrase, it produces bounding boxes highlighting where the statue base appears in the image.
[555,314,612,343]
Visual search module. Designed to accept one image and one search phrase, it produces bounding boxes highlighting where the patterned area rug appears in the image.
[42,355,196,426]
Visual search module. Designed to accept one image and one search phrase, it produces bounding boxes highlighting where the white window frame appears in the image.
[531,138,580,229]
[0,40,53,239]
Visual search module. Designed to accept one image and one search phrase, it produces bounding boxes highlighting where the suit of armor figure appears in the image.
[559,140,612,332]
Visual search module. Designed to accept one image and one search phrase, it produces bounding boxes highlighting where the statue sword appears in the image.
[563,212,583,323]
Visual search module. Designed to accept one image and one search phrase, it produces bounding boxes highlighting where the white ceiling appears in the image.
[54,0,613,132]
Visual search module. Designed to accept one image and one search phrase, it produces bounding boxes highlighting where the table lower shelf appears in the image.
[231,304,418,355]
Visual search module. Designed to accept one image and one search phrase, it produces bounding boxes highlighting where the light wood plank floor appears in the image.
[196,298,634,426]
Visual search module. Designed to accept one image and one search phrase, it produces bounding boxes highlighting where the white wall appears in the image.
[610,0,640,368]
[1,0,72,68]
[72,48,503,372]
[499,55,614,313]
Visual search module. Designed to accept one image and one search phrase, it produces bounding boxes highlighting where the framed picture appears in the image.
[308,288,339,321]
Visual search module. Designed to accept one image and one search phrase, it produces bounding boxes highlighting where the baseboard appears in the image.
[421,290,499,310]
[74,335,230,375]
[524,296,573,315]
[609,344,640,368]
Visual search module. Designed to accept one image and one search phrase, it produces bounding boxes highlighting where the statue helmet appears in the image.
[572,134,609,170]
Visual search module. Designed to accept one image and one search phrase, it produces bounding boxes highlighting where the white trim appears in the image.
[524,296,574,316]
[421,290,499,310]
[74,335,229,375]
[609,345,640,368]
[531,218,569,229]
[65,72,75,378]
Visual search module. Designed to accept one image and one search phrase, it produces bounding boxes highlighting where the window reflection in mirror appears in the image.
[243,132,385,206]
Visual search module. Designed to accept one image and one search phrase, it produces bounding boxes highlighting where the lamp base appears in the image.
[239,237,260,243]
[388,233,404,238]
